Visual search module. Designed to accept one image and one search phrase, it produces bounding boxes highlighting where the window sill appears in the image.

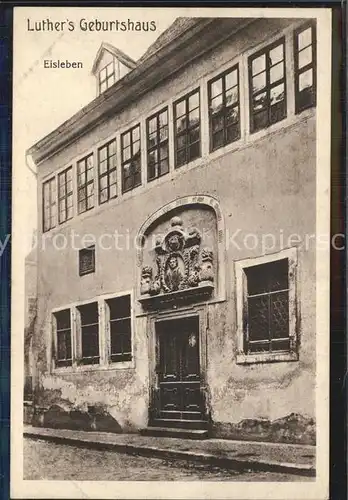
[236,351,298,365]
[52,359,134,374]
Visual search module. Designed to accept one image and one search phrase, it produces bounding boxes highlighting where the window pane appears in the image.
[109,183,117,199]
[176,116,187,133]
[159,144,168,160]
[159,110,168,127]
[253,92,267,112]
[81,325,99,358]
[270,83,285,104]
[177,134,187,150]
[132,126,140,142]
[252,72,266,93]
[269,43,284,66]
[212,114,224,133]
[212,130,224,150]
[226,87,238,106]
[189,127,200,145]
[188,108,200,128]
[160,158,169,176]
[176,149,186,167]
[175,100,186,118]
[99,160,108,175]
[252,53,266,75]
[56,309,70,330]
[109,170,117,185]
[188,92,199,110]
[188,141,200,161]
[226,106,239,125]
[108,295,131,320]
[159,125,168,142]
[99,146,107,162]
[270,291,289,339]
[226,122,240,143]
[211,78,223,98]
[225,69,238,90]
[298,27,312,50]
[123,145,131,161]
[210,95,223,114]
[298,46,312,69]
[299,69,313,91]
[122,132,130,148]
[79,302,98,325]
[270,62,284,84]
[248,295,269,342]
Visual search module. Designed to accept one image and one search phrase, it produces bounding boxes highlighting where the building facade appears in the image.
[27,17,317,444]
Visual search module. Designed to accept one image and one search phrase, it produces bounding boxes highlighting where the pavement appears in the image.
[24,425,316,477]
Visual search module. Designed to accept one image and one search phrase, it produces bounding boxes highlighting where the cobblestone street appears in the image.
[24,438,313,482]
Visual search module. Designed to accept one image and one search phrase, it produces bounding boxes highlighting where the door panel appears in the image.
[157,317,203,419]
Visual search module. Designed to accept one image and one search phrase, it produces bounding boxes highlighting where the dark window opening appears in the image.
[77,154,94,214]
[294,22,316,113]
[208,65,240,151]
[79,302,100,365]
[249,38,287,133]
[58,167,73,224]
[107,295,132,362]
[121,125,141,193]
[147,108,169,181]
[174,89,201,168]
[98,139,117,204]
[42,177,57,232]
[244,259,290,354]
[55,309,72,367]
[79,246,95,276]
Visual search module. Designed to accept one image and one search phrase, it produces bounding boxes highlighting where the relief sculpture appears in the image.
[140,216,214,296]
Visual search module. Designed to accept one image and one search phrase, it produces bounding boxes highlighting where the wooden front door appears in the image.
[156,317,204,421]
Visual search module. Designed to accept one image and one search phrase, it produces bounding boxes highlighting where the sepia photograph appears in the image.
[11,6,331,499]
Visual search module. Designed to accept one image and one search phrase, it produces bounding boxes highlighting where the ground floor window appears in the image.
[235,248,298,364]
[51,292,133,370]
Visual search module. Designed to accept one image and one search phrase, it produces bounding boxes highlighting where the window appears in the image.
[147,108,169,181]
[42,177,57,232]
[174,89,201,168]
[236,249,298,364]
[98,139,117,204]
[107,295,132,362]
[249,38,286,133]
[99,60,116,94]
[208,65,240,151]
[58,167,73,223]
[78,302,99,365]
[77,154,94,213]
[54,309,72,367]
[79,246,95,276]
[294,22,316,113]
[121,124,141,193]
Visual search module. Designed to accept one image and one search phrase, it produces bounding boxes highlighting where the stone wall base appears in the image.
[212,413,315,445]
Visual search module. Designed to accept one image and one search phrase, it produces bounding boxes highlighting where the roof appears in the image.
[91,42,137,74]
[28,17,256,164]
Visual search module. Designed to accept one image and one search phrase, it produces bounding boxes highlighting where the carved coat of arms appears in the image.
[140,216,214,296]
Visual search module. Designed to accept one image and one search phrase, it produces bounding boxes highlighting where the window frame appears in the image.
[58,166,73,224]
[235,248,298,365]
[52,309,73,368]
[208,64,241,152]
[105,293,133,363]
[173,88,201,168]
[248,36,287,134]
[77,153,95,214]
[98,139,117,204]
[98,60,116,94]
[121,124,142,193]
[79,245,95,277]
[42,176,57,232]
[294,21,317,114]
[146,107,170,182]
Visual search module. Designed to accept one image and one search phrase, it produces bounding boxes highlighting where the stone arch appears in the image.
[136,195,226,301]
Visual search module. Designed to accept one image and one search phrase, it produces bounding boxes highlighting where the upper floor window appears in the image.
[147,108,169,181]
[78,302,100,365]
[99,61,116,94]
[294,23,316,113]
[121,124,141,193]
[54,309,72,368]
[79,245,95,276]
[208,65,240,151]
[77,154,94,214]
[58,167,73,224]
[174,89,201,168]
[98,139,117,204]
[42,177,57,232]
[249,38,286,133]
[106,295,132,362]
